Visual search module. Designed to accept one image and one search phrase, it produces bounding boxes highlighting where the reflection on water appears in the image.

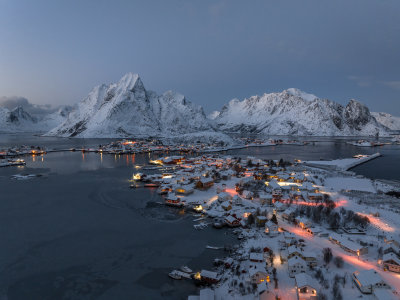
[0,133,399,299]
[14,138,400,180]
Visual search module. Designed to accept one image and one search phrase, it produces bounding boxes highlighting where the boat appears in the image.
[213,218,224,229]
[206,245,222,250]
[180,266,193,273]
[144,182,160,187]
[168,270,182,280]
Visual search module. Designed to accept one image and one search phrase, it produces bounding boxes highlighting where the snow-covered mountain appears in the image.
[39,106,74,130]
[371,112,400,131]
[210,88,389,136]
[0,106,38,132]
[47,73,216,138]
[0,105,72,133]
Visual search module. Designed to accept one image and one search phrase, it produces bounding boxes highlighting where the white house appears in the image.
[383,253,400,273]
[353,269,390,294]
[248,264,269,285]
[265,220,279,237]
[249,252,264,263]
[295,273,318,300]
[218,192,232,202]
[288,256,307,277]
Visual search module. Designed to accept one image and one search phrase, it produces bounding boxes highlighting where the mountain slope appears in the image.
[0,106,71,133]
[211,89,388,136]
[0,106,38,132]
[371,112,400,131]
[47,73,216,138]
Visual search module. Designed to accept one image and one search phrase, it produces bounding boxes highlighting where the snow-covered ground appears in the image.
[324,177,376,193]
[148,154,400,300]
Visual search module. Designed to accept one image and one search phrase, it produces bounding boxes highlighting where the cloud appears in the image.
[0,96,56,116]
[382,80,400,90]
[347,75,371,87]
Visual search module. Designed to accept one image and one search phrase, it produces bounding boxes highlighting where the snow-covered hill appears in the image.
[371,112,400,131]
[211,88,389,136]
[0,106,38,132]
[0,105,72,133]
[47,73,217,139]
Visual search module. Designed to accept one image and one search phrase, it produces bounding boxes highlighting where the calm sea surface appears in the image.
[0,134,399,300]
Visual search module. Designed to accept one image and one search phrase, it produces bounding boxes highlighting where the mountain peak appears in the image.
[117,73,142,91]
[285,88,318,101]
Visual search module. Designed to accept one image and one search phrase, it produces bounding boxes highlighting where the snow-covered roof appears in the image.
[248,263,267,277]
[200,270,219,280]
[288,245,299,252]
[268,179,281,190]
[383,253,400,265]
[288,256,306,267]
[330,233,364,252]
[249,252,264,261]
[353,269,387,287]
[225,215,237,223]
[295,273,318,289]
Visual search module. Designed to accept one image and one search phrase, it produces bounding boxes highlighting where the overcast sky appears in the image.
[0,0,399,115]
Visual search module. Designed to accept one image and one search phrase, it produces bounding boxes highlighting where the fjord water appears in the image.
[0,134,399,300]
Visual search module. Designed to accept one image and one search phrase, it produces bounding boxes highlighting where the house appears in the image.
[199,270,220,284]
[301,251,317,267]
[258,192,273,206]
[265,220,279,237]
[226,195,238,205]
[268,179,282,200]
[383,243,400,256]
[353,269,390,294]
[196,177,214,190]
[218,192,232,202]
[288,256,307,277]
[287,246,303,259]
[221,201,232,211]
[242,190,253,199]
[382,253,400,273]
[307,192,323,202]
[295,273,318,300]
[329,233,368,255]
[256,215,268,227]
[224,215,241,227]
[165,193,183,207]
[249,265,269,284]
[250,252,264,263]
[290,191,303,201]
[296,217,312,229]
[282,207,296,220]
[175,185,194,195]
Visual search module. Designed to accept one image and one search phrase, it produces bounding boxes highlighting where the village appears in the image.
[1,138,400,299]
[130,152,400,300]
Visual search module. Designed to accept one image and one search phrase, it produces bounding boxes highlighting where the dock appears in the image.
[304,153,382,171]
